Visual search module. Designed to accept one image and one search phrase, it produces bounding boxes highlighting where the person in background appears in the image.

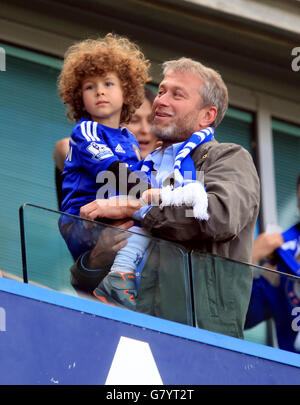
[126,86,161,159]
[53,138,69,209]
[245,175,300,353]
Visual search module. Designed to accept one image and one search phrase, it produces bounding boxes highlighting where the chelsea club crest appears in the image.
[133,144,142,161]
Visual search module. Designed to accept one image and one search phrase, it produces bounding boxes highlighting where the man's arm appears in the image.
[141,144,260,242]
[79,144,260,243]
[70,219,134,293]
[53,137,70,171]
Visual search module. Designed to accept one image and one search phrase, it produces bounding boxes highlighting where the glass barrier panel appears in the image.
[19,204,75,294]
[190,251,300,354]
[19,203,193,326]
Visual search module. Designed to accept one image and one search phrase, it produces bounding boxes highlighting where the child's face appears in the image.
[81,73,124,128]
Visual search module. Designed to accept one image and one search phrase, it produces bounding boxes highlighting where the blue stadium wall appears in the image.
[0,277,299,385]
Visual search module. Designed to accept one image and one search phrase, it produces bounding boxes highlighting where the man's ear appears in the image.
[198,106,217,128]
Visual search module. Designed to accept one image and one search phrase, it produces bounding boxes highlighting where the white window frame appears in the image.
[228,83,300,231]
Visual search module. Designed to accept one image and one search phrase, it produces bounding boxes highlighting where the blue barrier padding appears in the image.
[0,277,299,369]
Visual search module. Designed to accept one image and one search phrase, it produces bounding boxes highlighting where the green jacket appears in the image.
[139,140,260,339]
[70,140,260,339]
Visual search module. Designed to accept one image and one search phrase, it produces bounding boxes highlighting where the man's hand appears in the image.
[80,198,143,221]
[252,232,284,264]
[86,219,135,269]
[141,188,161,205]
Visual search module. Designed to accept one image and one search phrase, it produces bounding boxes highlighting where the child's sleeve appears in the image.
[72,120,119,177]
[72,120,151,197]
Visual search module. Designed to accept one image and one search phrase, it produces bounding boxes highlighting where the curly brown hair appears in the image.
[58,33,151,124]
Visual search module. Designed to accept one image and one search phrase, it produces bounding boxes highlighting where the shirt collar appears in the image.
[150,141,184,165]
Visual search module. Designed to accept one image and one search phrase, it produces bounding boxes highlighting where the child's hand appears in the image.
[141,189,161,205]
[80,198,142,221]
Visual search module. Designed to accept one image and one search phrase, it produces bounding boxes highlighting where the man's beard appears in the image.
[151,110,199,144]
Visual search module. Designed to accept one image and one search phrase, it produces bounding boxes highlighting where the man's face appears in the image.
[151,70,204,144]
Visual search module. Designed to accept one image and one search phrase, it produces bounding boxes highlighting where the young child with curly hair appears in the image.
[58,33,153,310]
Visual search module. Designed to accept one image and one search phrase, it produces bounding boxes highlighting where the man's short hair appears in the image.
[162,57,228,128]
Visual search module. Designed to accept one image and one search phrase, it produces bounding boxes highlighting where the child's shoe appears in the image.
[93,271,137,311]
